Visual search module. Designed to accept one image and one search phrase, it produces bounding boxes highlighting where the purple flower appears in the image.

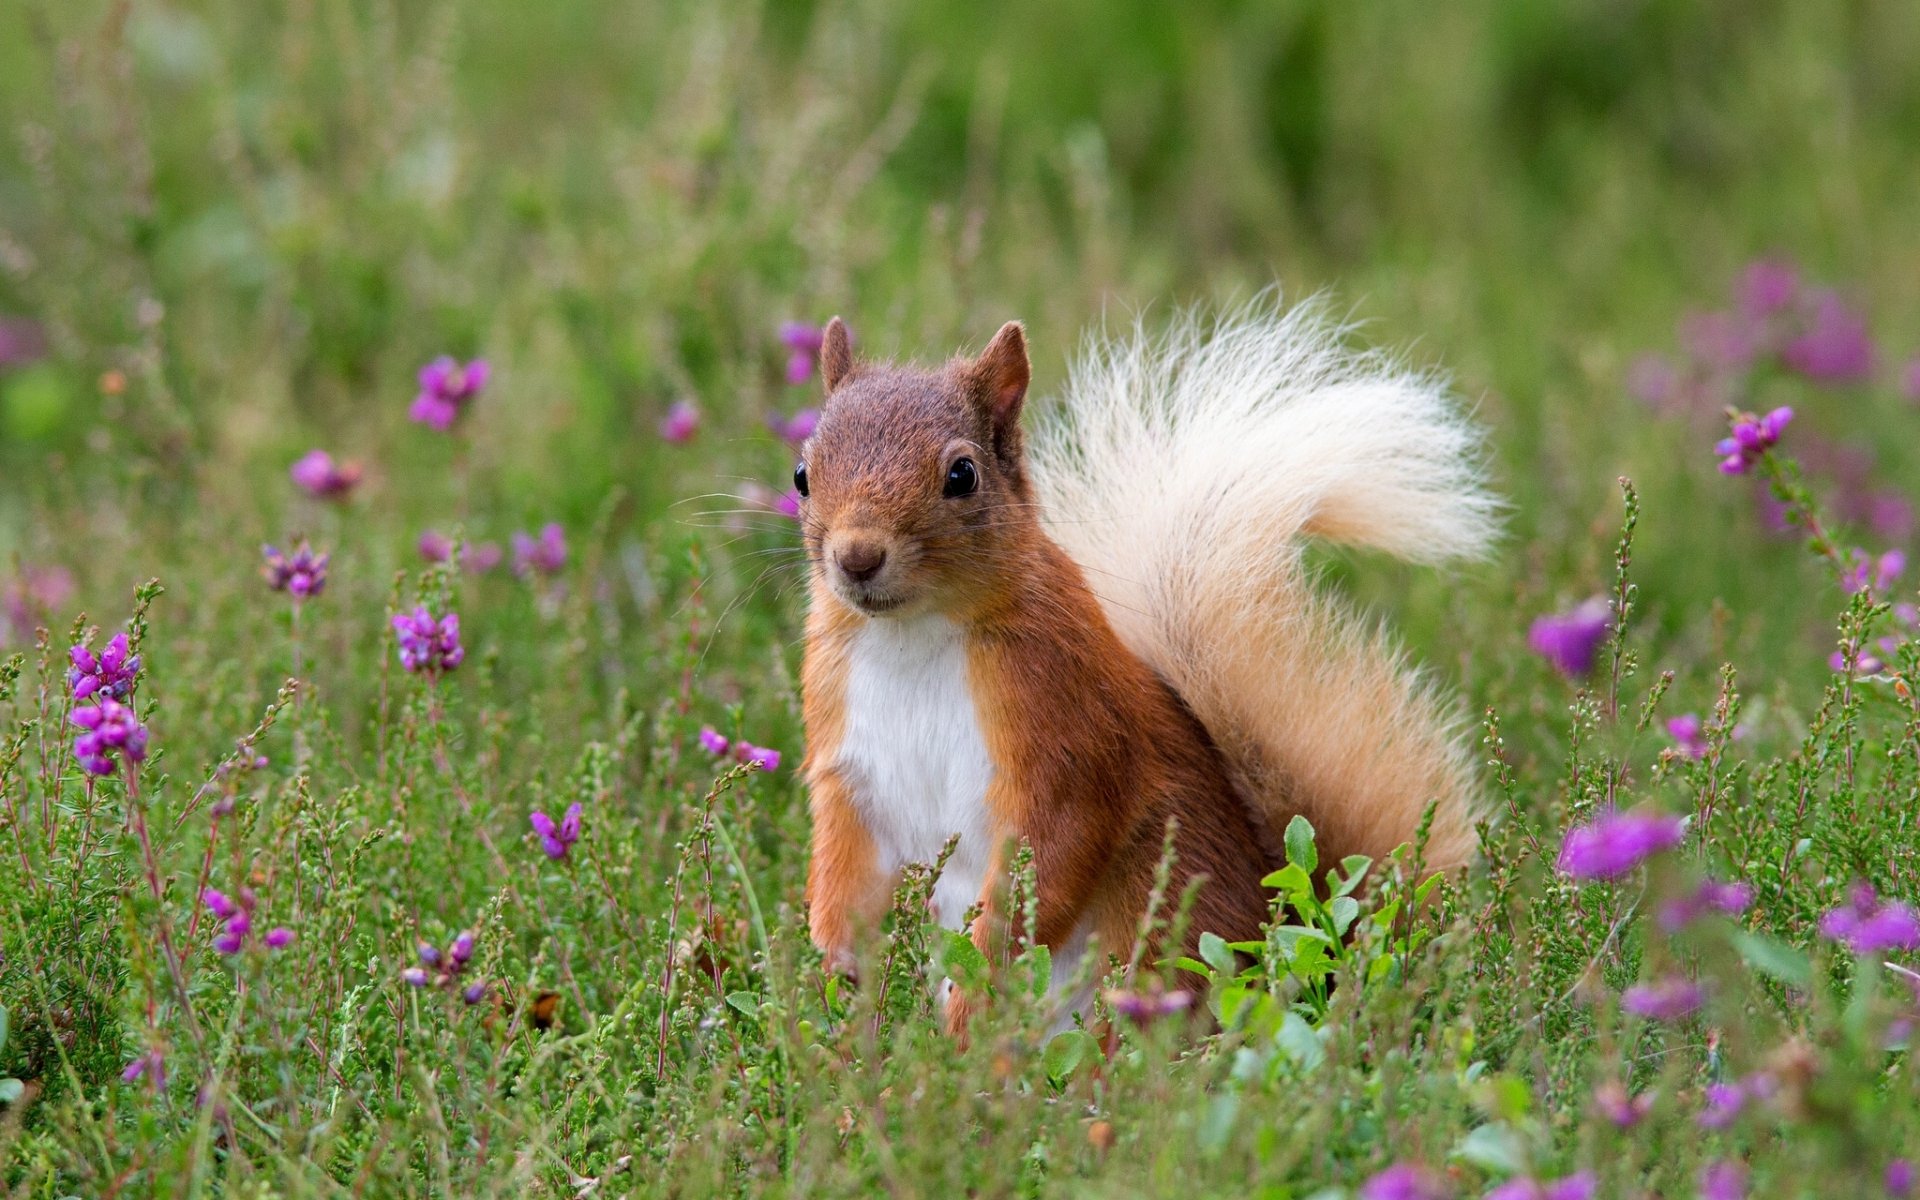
[1830,638,1897,676]
[417,942,442,968]
[1696,1082,1747,1129]
[262,542,329,600]
[698,726,730,756]
[1593,1080,1651,1128]
[1622,975,1705,1021]
[1487,1174,1596,1200]
[1714,407,1793,475]
[1888,1160,1915,1199]
[512,523,567,578]
[1867,492,1916,543]
[1820,882,1920,955]
[659,399,700,444]
[1102,985,1194,1024]
[1842,548,1906,596]
[1699,1160,1747,1200]
[0,316,47,369]
[1667,713,1709,759]
[780,321,827,384]
[1,565,74,648]
[1527,597,1612,678]
[735,742,781,771]
[401,966,430,987]
[202,885,285,955]
[69,632,141,701]
[462,981,489,1006]
[529,802,583,860]
[392,605,465,675]
[70,697,149,776]
[776,489,802,519]
[289,449,362,500]
[1784,290,1875,384]
[264,927,294,949]
[1681,310,1759,372]
[120,1048,165,1091]
[419,530,454,562]
[1658,877,1755,932]
[1556,808,1686,880]
[403,927,484,994]
[1359,1163,1446,1200]
[768,406,821,447]
[449,930,475,967]
[409,356,489,431]
[1736,259,1799,319]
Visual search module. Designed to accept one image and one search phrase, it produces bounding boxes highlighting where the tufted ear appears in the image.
[972,320,1029,438]
[821,317,854,393]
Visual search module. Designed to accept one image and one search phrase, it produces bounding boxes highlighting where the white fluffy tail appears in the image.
[1027,297,1499,871]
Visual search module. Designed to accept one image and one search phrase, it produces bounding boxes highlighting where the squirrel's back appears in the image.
[1026,297,1499,871]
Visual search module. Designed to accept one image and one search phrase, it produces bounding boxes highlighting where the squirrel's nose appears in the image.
[835,541,888,583]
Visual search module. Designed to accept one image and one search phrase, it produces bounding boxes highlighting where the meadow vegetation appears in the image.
[3,1,1920,1195]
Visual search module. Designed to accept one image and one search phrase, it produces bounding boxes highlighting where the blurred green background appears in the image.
[2,0,1918,697]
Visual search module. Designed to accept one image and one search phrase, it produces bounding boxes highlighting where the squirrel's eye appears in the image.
[944,457,978,498]
[793,462,809,498]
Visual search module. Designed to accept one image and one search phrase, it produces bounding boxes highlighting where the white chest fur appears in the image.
[834,613,997,931]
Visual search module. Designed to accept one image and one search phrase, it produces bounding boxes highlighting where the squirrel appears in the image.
[792,299,1497,1035]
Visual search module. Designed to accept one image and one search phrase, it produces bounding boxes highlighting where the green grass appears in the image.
[3,1,1920,1195]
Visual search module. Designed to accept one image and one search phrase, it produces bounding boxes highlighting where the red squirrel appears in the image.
[793,301,1496,1035]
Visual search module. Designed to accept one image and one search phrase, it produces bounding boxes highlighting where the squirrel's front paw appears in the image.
[821,945,860,986]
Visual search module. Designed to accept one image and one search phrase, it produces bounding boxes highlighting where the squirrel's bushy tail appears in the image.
[1027,296,1499,871]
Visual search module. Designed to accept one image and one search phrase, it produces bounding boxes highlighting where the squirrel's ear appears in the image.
[821,317,854,393]
[973,320,1029,433]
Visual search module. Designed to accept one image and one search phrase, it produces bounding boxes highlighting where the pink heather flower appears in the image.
[698,726,730,756]
[289,449,362,500]
[1487,1174,1597,1200]
[776,489,802,519]
[449,930,475,967]
[410,356,489,431]
[462,981,489,1006]
[1714,406,1792,475]
[1736,259,1799,319]
[262,542,329,600]
[1842,548,1906,596]
[1,565,74,647]
[1359,1163,1446,1200]
[69,632,140,701]
[265,927,294,949]
[1888,1160,1916,1198]
[402,966,430,987]
[1867,492,1916,543]
[467,541,503,573]
[419,530,453,562]
[1593,1080,1652,1128]
[405,928,485,992]
[70,697,149,776]
[529,802,583,860]
[1820,882,1920,955]
[1680,310,1759,372]
[1784,290,1876,384]
[659,399,700,443]
[512,523,568,578]
[735,742,781,771]
[1102,984,1194,1024]
[1696,1081,1747,1130]
[1527,597,1611,678]
[1622,975,1705,1021]
[120,1048,166,1091]
[1556,808,1686,880]
[202,886,285,955]
[1830,637,1898,676]
[768,406,820,447]
[1658,877,1755,932]
[0,315,47,369]
[1699,1161,1747,1200]
[1666,714,1709,759]
[780,321,827,384]
[392,605,464,675]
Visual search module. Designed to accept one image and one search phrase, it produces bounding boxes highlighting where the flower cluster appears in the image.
[409,356,489,431]
[262,542,328,599]
[1527,597,1611,678]
[420,530,503,573]
[1713,406,1793,475]
[403,930,487,1004]
[289,449,362,499]
[1556,808,1686,880]
[1486,1174,1596,1200]
[70,632,140,701]
[120,1047,166,1092]
[697,726,780,771]
[1657,877,1754,932]
[1359,1163,1446,1200]
[392,605,465,675]
[659,399,700,443]
[1842,547,1906,596]
[511,523,567,578]
[529,802,582,860]
[779,321,828,384]
[203,887,292,955]
[1,564,72,647]
[1102,981,1194,1025]
[1621,974,1705,1021]
[71,698,149,776]
[1819,882,1920,956]
[767,406,819,448]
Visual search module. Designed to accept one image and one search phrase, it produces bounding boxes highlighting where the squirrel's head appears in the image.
[795,317,1033,619]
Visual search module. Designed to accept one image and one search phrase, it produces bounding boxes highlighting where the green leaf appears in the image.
[938,928,990,991]
[0,1078,21,1105]
[1732,931,1814,989]
[1453,1122,1525,1174]
[1284,815,1318,874]
[1276,1011,1325,1070]
[725,991,761,1018]
[1041,1029,1100,1085]
[1261,863,1312,897]
[1022,943,1053,999]
[1329,896,1360,937]
[1199,931,1238,976]
[1168,955,1214,978]
[1333,855,1373,897]
[0,1003,9,1055]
